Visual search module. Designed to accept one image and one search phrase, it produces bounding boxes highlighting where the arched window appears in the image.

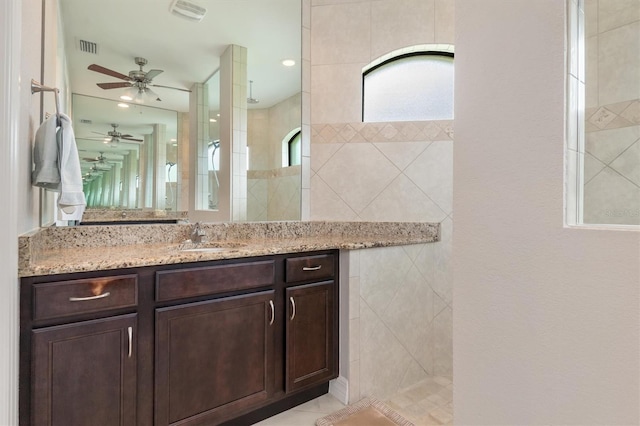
[363,47,454,122]
[282,128,301,167]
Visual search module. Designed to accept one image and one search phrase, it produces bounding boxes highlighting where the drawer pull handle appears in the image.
[127,327,133,358]
[303,265,322,271]
[69,292,111,302]
[290,297,296,321]
[269,300,275,325]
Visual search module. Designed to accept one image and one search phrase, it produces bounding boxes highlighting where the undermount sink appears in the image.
[176,241,247,253]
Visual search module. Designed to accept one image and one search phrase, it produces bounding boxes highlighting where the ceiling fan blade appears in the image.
[150,84,192,93]
[144,69,163,80]
[82,157,99,162]
[88,64,131,81]
[97,82,132,90]
[120,136,144,143]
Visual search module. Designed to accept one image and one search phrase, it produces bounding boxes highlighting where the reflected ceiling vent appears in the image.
[79,119,92,125]
[169,0,207,22]
[77,39,98,55]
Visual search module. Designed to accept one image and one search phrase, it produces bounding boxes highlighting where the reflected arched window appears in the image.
[363,50,454,122]
[282,128,301,167]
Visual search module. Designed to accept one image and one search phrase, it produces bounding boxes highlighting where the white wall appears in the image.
[453,1,640,424]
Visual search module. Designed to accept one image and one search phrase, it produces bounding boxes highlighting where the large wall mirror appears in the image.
[567,0,640,227]
[55,0,302,223]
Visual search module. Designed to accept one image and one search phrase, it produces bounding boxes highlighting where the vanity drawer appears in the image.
[155,260,276,302]
[286,254,335,283]
[33,275,138,321]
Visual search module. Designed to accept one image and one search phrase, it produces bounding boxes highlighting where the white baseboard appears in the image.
[329,375,349,405]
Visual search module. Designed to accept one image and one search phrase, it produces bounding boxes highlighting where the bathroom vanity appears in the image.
[18,221,439,426]
[20,251,338,426]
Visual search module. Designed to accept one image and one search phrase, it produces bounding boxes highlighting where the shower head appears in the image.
[247,80,259,104]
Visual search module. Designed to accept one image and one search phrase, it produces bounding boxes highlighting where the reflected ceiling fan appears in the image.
[90,124,144,145]
[82,152,113,169]
[88,57,191,102]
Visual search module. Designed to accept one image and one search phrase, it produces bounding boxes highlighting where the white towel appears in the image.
[56,113,86,221]
[31,113,86,221]
[31,114,61,189]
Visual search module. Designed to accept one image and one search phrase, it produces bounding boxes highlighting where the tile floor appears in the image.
[251,376,453,426]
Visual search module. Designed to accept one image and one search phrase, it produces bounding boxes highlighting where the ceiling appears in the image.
[59,0,302,113]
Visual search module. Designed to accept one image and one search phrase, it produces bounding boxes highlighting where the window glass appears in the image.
[363,54,454,122]
[288,131,301,167]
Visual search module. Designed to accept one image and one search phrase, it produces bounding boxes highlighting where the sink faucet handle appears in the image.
[191,222,206,243]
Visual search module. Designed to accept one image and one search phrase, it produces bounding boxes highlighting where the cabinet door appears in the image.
[155,290,275,426]
[31,314,137,426]
[285,281,337,393]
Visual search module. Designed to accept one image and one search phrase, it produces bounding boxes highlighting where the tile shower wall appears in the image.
[582,0,639,225]
[247,166,301,221]
[247,93,302,221]
[309,0,455,403]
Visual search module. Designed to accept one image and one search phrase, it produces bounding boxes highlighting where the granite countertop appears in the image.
[19,221,440,277]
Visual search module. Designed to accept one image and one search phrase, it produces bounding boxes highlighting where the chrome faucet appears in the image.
[190,222,207,244]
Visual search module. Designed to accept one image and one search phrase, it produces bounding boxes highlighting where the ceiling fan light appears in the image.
[282,59,295,67]
[120,95,133,101]
[117,103,129,108]
[169,0,207,22]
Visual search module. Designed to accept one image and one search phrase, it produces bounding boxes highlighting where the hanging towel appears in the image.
[31,114,61,189]
[31,113,86,221]
[56,113,86,221]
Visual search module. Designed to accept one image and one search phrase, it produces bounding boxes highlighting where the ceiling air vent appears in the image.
[79,119,92,125]
[169,0,207,22]
[77,39,98,55]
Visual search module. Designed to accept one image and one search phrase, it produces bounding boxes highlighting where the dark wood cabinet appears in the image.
[285,282,337,393]
[155,291,275,425]
[21,250,339,426]
[31,314,137,426]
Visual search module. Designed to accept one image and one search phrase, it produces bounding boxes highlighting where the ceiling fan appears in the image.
[90,124,144,145]
[82,152,113,169]
[88,57,191,102]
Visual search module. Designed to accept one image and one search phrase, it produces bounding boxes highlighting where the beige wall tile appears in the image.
[435,0,455,44]
[584,166,640,224]
[609,140,640,186]
[598,0,640,33]
[585,0,599,37]
[373,141,431,171]
[432,217,453,305]
[315,143,400,213]
[311,64,366,123]
[432,307,452,377]
[310,174,359,220]
[311,2,371,65]
[358,174,448,222]
[586,125,640,164]
[404,140,453,215]
[598,21,640,105]
[360,246,413,314]
[370,0,435,59]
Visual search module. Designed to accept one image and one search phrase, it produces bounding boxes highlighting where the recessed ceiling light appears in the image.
[282,59,295,67]
[172,143,178,147]
[120,95,133,101]
[117,103,129,108]
[216,113,220,117]
[209,118,217,122]
[170,138,177,142]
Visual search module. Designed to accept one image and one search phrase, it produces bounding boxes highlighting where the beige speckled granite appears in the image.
[81,209,188,223]
[19,221,439,277]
